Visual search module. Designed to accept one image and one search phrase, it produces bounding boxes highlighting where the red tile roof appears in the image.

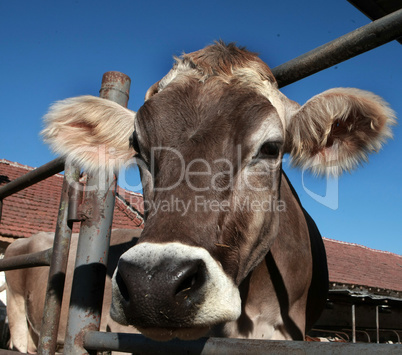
[1,159,401,294]
[324,238,402,293]
[0,159,143,239]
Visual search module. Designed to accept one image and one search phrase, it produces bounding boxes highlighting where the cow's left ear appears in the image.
[41,96,136,173]
[286,88,396,176]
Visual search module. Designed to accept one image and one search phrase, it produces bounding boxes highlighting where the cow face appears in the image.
[136,75,286,278]
[110,45,289,339]
[41,42,395,341]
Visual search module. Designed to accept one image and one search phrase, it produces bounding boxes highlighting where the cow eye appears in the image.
[256,141,281,159]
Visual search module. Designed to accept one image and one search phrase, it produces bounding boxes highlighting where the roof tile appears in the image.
[324,237,402,292]
[0,159,144,238]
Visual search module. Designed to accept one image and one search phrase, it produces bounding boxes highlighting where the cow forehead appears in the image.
[136,69,285,155]
[154,51,288,130]
[136,90,283,168]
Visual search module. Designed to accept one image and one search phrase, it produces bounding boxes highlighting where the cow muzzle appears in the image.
[110,242,241,340]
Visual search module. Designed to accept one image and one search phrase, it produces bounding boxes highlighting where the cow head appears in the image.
[42,42,395,340]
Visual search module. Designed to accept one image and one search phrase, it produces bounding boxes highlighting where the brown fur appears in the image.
[181,41,276,83]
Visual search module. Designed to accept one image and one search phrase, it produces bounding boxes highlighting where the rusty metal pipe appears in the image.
[37,163,80,355]
[0,157,64,222]
[0,157,65,200]
[0,248,52,271]
[273,9,402,88]
[63,71,131,354]
[99,71,131,107]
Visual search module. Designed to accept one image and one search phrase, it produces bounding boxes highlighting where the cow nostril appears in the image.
[175,271,197,295]
[175,261,206,296]
[116,270,130,302]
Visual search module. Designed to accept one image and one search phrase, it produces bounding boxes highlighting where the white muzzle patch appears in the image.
[111,242,241,329]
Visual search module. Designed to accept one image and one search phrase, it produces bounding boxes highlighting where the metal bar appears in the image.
[37,163,80,355]
[376,305,380,343]
[63,71,131,354]
[272,9,402,88]
[99,71,131,107]
[63,172,117,355]
[67,181,83,222]
[352,304,356,343]
[366,329,402,344]
[0,248,52,271]
[0,157,64,200]
[390,330,401,344]
[84,331,402,355]
[342,329,371,343]
[362,330,371,343]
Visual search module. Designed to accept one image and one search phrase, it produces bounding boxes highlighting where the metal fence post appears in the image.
[37,162,80,354]
[63,72,131,354]
[352,304,356,343]
[376,305,380,344]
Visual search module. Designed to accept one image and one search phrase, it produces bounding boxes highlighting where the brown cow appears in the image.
[41,42,395,341]
[5,229,141,353]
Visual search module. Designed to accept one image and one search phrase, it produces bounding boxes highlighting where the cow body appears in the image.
[42,42,395,342]
[5,229,141,353]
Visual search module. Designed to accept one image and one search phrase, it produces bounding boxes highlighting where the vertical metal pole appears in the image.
[63,72,131,354]
[38,162,80,355]
[376,305,380,343]
[352,304,356,343]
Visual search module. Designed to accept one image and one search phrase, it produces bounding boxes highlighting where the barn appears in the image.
[0,158,401,347]
[315,239,402,343]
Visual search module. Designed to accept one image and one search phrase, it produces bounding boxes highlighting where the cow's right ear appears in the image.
[41,95,136,173]
[286,88,396,176]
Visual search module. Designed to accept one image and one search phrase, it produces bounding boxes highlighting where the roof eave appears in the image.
[329,282,402,303]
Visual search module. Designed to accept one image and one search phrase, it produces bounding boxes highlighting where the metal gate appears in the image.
[0,9,401,354]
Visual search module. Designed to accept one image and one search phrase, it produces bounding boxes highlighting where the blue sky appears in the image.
[1,1,401,254]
